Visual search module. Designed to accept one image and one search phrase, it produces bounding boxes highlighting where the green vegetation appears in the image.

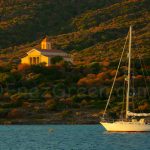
[0,58,149,123]
[51,56,64,65]
[0,0,120,49]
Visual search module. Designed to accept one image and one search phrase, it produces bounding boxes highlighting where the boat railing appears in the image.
[100,118,122,123]
[100,117,150,124]
[100,117,134,123]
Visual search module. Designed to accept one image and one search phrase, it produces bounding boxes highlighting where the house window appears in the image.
[30,57,32,64]
[33,57,36,64]
[37,57,40,64]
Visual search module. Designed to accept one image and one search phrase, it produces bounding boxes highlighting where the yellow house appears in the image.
[21,37,72,66]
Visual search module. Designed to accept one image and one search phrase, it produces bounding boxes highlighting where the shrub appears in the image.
[138,102,149,111]
[51,56,63,65]
[61,110,72,118]
[45,99,57,111]
[22,102,32,109]
[18,64,30,72]
[0,108,8,118]
[102,60,110,67]
[109,70,117,77]
[0,73,13,84]
[88,62,100,74]
[80,100,88,107]
[7,108,23,118]
[10,93,28,103]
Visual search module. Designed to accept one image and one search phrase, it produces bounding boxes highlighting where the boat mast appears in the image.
[126,26,132,120]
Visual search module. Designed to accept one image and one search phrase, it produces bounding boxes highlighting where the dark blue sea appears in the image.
[0,125,150,150]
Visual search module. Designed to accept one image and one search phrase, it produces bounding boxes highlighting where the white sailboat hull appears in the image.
[100,121,150,132]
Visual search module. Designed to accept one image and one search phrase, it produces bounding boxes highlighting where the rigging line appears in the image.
[132,53,136,112]
[121,55,128,117]
[121,79,126,118]
[103,31,129,117]
[138,54,150,100]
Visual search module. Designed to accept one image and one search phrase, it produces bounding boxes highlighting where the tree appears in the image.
[7,108,23,119]
[45,99,57,111]
[0,73,14,84]
[18,64,30,73]
[102,60,110,67]
[88,62,100,74]
[51,56,63,65]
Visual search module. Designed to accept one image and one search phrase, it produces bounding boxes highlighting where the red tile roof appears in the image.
[42,54,71,58]
[37,49,66,53]
[23,48,70,58]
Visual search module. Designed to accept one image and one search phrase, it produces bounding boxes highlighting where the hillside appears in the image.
[0,0,149,64]
[0,0,120,48]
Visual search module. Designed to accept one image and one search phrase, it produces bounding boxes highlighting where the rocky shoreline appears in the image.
[0,109,101,125]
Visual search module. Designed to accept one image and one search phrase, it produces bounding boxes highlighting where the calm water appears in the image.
[0,125,150,150]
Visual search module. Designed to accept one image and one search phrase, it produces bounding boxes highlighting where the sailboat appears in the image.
[100,26,150,132]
